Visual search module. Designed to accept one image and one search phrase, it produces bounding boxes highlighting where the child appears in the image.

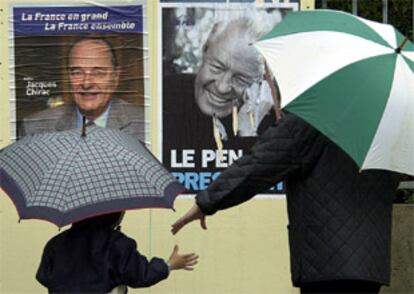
[36,212,198,293]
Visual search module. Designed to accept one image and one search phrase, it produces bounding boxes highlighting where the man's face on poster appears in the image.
[195,31,262,118]
[68,39,119,119]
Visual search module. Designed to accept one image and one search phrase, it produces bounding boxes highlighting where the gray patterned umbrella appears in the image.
[0,126,182,227]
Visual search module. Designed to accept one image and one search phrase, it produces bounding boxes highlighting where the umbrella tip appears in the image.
[81,116,86,138]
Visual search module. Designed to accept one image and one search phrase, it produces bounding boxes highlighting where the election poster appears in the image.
[10,3,148,143]
[160,2,298,193]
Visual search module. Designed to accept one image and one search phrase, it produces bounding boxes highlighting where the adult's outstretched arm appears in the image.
[172,112,322,234]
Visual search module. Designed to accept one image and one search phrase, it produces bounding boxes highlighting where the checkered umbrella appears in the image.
[0,126,183,227]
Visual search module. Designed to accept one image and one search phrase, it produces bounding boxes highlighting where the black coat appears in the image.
[36,222,169,293]
[196,112,400,286]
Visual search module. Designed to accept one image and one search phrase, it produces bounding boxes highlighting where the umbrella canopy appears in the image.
[0,126,183,227]
[254,9,414,176]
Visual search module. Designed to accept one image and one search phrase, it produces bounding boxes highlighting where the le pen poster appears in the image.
[9,1,299,194]
[160,2,298,193]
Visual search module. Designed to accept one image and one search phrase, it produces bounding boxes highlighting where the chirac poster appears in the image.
[10,3,148,143]
[160,2,298,193]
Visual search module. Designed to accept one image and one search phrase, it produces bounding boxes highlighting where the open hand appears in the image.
[167,245,199,271]
[171,204,207,235]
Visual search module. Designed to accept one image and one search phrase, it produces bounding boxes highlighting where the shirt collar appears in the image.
[76,102,112,128]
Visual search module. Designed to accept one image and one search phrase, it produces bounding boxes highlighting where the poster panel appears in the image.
[10,3,148,143]
[161,2,298,193]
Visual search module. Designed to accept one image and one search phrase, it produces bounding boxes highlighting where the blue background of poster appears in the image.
[13,6,143,35]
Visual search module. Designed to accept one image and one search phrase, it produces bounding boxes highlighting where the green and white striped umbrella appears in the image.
[254,9,414,176]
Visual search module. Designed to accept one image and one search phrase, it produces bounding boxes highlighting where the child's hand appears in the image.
[167,245,198,271]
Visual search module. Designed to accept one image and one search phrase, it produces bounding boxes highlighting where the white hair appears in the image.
[205,7,282,45]
[171,7,283,73]
[203,8,282,64]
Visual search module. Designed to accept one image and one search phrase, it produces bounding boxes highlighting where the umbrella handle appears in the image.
[396,34,411,53]
[264,62,282,122]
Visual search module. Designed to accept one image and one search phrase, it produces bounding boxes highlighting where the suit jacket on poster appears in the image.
[196,112,401,286]
[19,98,145,142]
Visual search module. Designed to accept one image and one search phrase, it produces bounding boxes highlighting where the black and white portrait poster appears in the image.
[160,2,298,193]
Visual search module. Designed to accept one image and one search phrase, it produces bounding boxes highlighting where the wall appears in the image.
[0,0,303,293]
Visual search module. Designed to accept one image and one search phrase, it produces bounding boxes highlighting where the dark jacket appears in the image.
[36,214,169,293]
[196,112,400,286]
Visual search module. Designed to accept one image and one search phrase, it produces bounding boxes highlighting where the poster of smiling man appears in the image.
[161,2,298,193]
[10,3,148,143]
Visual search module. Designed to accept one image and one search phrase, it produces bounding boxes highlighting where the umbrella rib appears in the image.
[35,137,82,212]
[90,139,173,197]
